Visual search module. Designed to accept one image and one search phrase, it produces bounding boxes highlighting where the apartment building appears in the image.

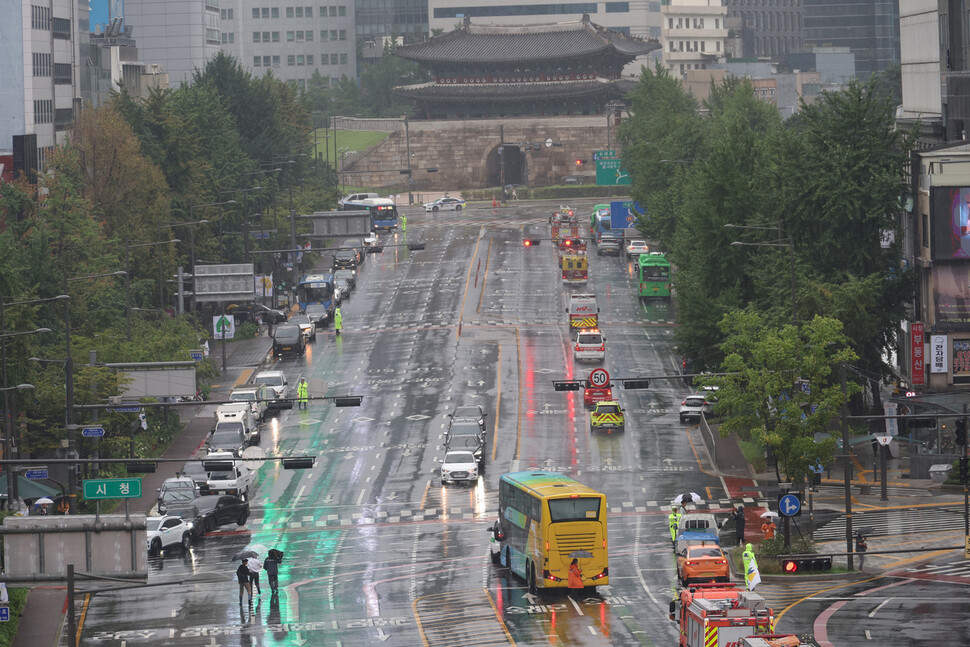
[660,0,729,79]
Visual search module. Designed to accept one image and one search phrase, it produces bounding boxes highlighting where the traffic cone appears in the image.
[492,196,498,207]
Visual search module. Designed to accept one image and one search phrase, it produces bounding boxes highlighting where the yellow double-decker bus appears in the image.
[490,471,609,591]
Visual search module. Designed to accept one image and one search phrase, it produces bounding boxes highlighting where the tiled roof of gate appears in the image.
[394,20,658,64]
[393,79,621,101]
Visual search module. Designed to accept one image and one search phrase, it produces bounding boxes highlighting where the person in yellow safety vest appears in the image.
[297,377,309,409]
[400,215,407,232]
[742,543,755,576]
[333,307,342,335]
[668,506,681,544]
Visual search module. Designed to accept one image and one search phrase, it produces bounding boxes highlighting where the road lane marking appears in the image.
[356,489,366,506]
[289,485,306,510]
[456,227,486,339]
[568,595,585,615]
[868,598,890,617]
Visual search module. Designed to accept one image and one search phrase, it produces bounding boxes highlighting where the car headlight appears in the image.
[186,522,193,529]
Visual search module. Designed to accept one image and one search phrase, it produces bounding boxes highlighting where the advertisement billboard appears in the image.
[931,186,970,259]
[932,264,970,330]
[911,323,925,385]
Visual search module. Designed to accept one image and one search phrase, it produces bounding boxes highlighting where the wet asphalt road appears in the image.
[76,199,959,647]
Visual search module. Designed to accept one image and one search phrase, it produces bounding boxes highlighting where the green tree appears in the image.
[704,312,858,484]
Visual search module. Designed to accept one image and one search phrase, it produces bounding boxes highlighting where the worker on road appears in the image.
[401,215,407,232]
[742,543,756,578]
[333,307,342,335]
[668,506,681,545]
[297,377,309,409]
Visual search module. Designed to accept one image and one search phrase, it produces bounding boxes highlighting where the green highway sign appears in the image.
[82,478,142,500]
[596,158,632,186]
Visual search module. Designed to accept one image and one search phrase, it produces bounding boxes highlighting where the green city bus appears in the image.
[637,252,672,298]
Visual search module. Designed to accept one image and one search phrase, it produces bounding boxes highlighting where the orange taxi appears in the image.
[676,545,729,586]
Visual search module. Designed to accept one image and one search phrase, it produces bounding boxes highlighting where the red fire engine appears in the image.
[670,583,774,647]
[727,635,819,647]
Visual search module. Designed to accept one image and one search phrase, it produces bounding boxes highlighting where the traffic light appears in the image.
[961,456,969,484]
[524,238,541,247]
[553,381,582,391]
[333,396,363,407]
[957,418,968,446]
[282,457,315,469]
[622,379,650,390]
[575,159,583,166]
[126,462,156,473]
[781,556,832,573]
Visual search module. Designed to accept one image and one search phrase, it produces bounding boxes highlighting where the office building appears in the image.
[124,0,222,87]
[660,0,729,79]
[802,0,899,79]
[723,0,802,60]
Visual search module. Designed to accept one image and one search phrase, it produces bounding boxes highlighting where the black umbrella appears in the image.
[569,550,594,559]
[857,527,875,536]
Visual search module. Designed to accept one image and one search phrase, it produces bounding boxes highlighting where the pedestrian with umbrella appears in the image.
[34,497,54,515]
[760,512,777,540]
[265,549,284,594]
[567,558,584,597]
[855,531,868,571]
[730,506,746,546]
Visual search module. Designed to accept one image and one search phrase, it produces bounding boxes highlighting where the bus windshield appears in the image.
[548,497,601,522]
[298,281,332,306]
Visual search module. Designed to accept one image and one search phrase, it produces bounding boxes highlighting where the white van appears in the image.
[215,403,259,445]
[202,451,255,499]
[338,192,379,206]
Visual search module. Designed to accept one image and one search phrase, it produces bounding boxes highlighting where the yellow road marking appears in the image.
[234,367,255,388]
[683,423,717,478]
[76,593,91,644]
[775,576,884,623]
[457,231,485,340]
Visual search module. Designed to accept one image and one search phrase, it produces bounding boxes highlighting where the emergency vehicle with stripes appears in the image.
[670,583,774,647]
[589,401,624,433]
[567,293,598,331]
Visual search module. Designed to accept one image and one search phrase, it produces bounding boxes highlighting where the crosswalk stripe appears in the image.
[814,506,965,540]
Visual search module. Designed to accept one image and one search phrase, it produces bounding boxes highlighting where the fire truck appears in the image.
[670,583,774,647]
[727,635,820,647]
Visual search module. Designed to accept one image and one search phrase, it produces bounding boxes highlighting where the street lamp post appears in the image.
[725,223,797,326]
[125,240,180,340]
[0,294,66,510]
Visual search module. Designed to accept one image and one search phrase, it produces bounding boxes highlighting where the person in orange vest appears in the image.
[761,518,777,540]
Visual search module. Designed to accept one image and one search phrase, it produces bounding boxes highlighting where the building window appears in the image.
[339,53,347,64]
[254,56,262,67]
[715,18,719,29]
[306,6,312,17]
[295,6,303,17]
[33,99,53,124]
[32,53,51,77]
[321,52,328,65]
[264,55,272,67]
[700,41,705,52]
[55,107,74,129]
[227,32,234,43]
[222,33,228,43]
[286,7,294,18]
[716,41,720,51]
[339,29,346,40]
[330,53,338,64]
[273,55,280,67]
[254,31,261,42]
[668,18,673,29]
[296,31,304,41]
[271,7,279,17]
[329,6,337,16]
[306,30,313,41]
[338,5,345,16]
[261,7,269,18]
[272,31,279,42]
[287,31,295,41]
[297,54,305,65]
[52,17,71,39]
[320,30,328,41]
[288,55,296,66]
[31,5,51,30]
[330,30,337,41]
[252,8,259,19]
[307,54,314,65]
[605,2,628,12]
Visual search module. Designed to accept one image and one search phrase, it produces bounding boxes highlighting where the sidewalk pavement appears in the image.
[13,330,273,647]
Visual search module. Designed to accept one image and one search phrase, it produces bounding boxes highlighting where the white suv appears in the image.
[146,515,194,555]
[574,329,606,361]
[254,370,291,410]
[679,394,715,422]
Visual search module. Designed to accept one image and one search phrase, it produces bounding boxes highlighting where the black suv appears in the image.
[332,248,360,270]
[169,494,250,533]
[272,324,306,358]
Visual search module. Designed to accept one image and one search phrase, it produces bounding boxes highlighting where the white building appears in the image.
[0,0,90,173]
[124,0,222,87]
[660,0,728,79]
[218,1,357,89]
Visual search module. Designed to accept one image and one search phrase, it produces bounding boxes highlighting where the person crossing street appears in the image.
[333,307,342,335]
[400,214,407,232]
[297,377,309,409]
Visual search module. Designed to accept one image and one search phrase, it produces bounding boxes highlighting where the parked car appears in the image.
[303,303,330,327]
[272,324,306,358]
[146,515,194,555]
[169,494,249,532]
[679,394,715,422]
[156,476,200,515]
[254,370,291,409]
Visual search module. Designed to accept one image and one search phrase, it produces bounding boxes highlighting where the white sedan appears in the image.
[440,450,479,485]
[626,239,650,257]
[424,197,466,212]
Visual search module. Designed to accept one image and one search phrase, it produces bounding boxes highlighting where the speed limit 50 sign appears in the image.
[589,368,610,388]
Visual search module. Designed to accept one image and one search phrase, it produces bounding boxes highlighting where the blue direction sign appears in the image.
[24,469,48,480]
[0,606,9,622]
[189,350,205,362]
[81,426,105,438]
[108,406,142,413]
[779,493,801,517]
